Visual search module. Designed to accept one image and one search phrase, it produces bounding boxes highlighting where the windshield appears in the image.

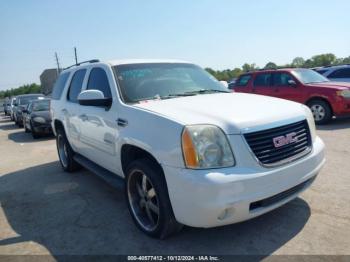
[18,96,43,105]
[291,69,329,84]
[32,100,50,111]
[113,63,228,103]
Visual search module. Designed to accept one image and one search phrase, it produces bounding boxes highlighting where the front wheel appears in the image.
[307,100,332,125]
[125,159,182,239]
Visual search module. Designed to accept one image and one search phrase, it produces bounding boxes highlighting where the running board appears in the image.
[73,154,125,189]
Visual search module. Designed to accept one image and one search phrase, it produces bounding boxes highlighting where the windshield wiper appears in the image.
[132,93,195,103]
[184,89,231,95]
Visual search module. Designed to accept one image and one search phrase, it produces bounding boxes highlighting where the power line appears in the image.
[55,52,60,76]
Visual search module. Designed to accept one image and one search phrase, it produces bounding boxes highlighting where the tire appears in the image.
[56,127,80,172]
[31,122,40,139]
[125,159,183,239]
[24,123,30,133]
[307,100,332,125]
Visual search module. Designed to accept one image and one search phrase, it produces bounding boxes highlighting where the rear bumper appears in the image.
[163,136,325,228]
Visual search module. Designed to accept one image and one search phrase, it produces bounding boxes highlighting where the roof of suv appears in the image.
[62,59,193,72]
[107,59,191,66]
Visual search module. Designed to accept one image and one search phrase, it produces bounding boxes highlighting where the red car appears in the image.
[232,68,350,124]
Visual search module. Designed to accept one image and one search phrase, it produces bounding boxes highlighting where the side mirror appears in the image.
[14,103,18,106]
[220,81,228,88]
[287,79,297,87]
[78,90,112,107]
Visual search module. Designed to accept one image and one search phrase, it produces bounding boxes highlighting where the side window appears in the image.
[328,68,350,78]
[68,69,86,103]
[272,73,294,86]
[52,72,70,100]
[253,73,271,87]
[236,75,252,87]
[87,68,112,98]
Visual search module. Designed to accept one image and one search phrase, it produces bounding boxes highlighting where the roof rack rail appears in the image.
[64,59,100,70]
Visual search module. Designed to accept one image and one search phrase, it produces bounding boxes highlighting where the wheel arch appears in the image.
[305,96,334,115]
[120,144,164,177]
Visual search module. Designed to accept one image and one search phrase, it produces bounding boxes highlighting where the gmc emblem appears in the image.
[273,132,298,148]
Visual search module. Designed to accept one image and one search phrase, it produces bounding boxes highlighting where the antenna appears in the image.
[74,47,78,65]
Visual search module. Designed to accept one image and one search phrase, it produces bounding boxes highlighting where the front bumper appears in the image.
[32,122,53,134]
[333,97,350,116]
[163,136,325,228]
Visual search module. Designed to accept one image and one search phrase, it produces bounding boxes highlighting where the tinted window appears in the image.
[236,75,251,87]
[254,73,271,86]
[68,69,86,103]
[272,73,294,86]
[52,72,70,100]
[328,68,350,78]
[87,68,112,98]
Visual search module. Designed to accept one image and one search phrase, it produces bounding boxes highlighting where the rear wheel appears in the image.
[56,127,80,172]
[307,100,332,125]
[125,159,182,239]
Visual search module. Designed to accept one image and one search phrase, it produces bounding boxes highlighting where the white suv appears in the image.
[51,59,325,238]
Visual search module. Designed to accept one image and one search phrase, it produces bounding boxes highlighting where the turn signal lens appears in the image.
[182,128,199,168]
[181,125,235,169]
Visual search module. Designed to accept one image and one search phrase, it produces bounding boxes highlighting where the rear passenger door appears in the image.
[64,69,87,151]
[252,73,275,97]
[77,66,120,173]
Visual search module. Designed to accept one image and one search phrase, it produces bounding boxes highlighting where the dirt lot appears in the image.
[0,113,349,258]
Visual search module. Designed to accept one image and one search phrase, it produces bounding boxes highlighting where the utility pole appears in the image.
[74,47,78,65]
[55,52,60,76]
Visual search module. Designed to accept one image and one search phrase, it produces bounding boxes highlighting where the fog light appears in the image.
[217,207,234,220]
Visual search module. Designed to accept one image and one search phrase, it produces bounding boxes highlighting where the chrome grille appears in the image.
[244,120,312,167]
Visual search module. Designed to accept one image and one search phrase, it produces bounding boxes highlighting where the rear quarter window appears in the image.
[52,72,70,100]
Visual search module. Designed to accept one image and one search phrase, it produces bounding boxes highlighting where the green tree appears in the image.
[264,62,277,69]
[291,57,305,68]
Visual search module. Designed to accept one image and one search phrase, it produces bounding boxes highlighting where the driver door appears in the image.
[77,66,120,174]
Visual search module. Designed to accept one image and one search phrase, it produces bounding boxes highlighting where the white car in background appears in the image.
[316,64,350,82]
[50,59,325,238]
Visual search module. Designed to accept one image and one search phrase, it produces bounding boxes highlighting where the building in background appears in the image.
[40,69,60,95]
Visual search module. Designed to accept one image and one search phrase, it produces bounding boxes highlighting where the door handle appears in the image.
[79,114,88,121]
[117,118,128,127]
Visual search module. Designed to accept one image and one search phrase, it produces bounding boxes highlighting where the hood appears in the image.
[134,93,307,134]
[31,111,51,120]
[306,81,350,90]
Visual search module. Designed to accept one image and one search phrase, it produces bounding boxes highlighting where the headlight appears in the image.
[33,116,46,124]
[182,125,235,169]
[302,105,316,142]
[336,90,350,98]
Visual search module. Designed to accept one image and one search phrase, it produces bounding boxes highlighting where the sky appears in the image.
[0,0,349,90]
